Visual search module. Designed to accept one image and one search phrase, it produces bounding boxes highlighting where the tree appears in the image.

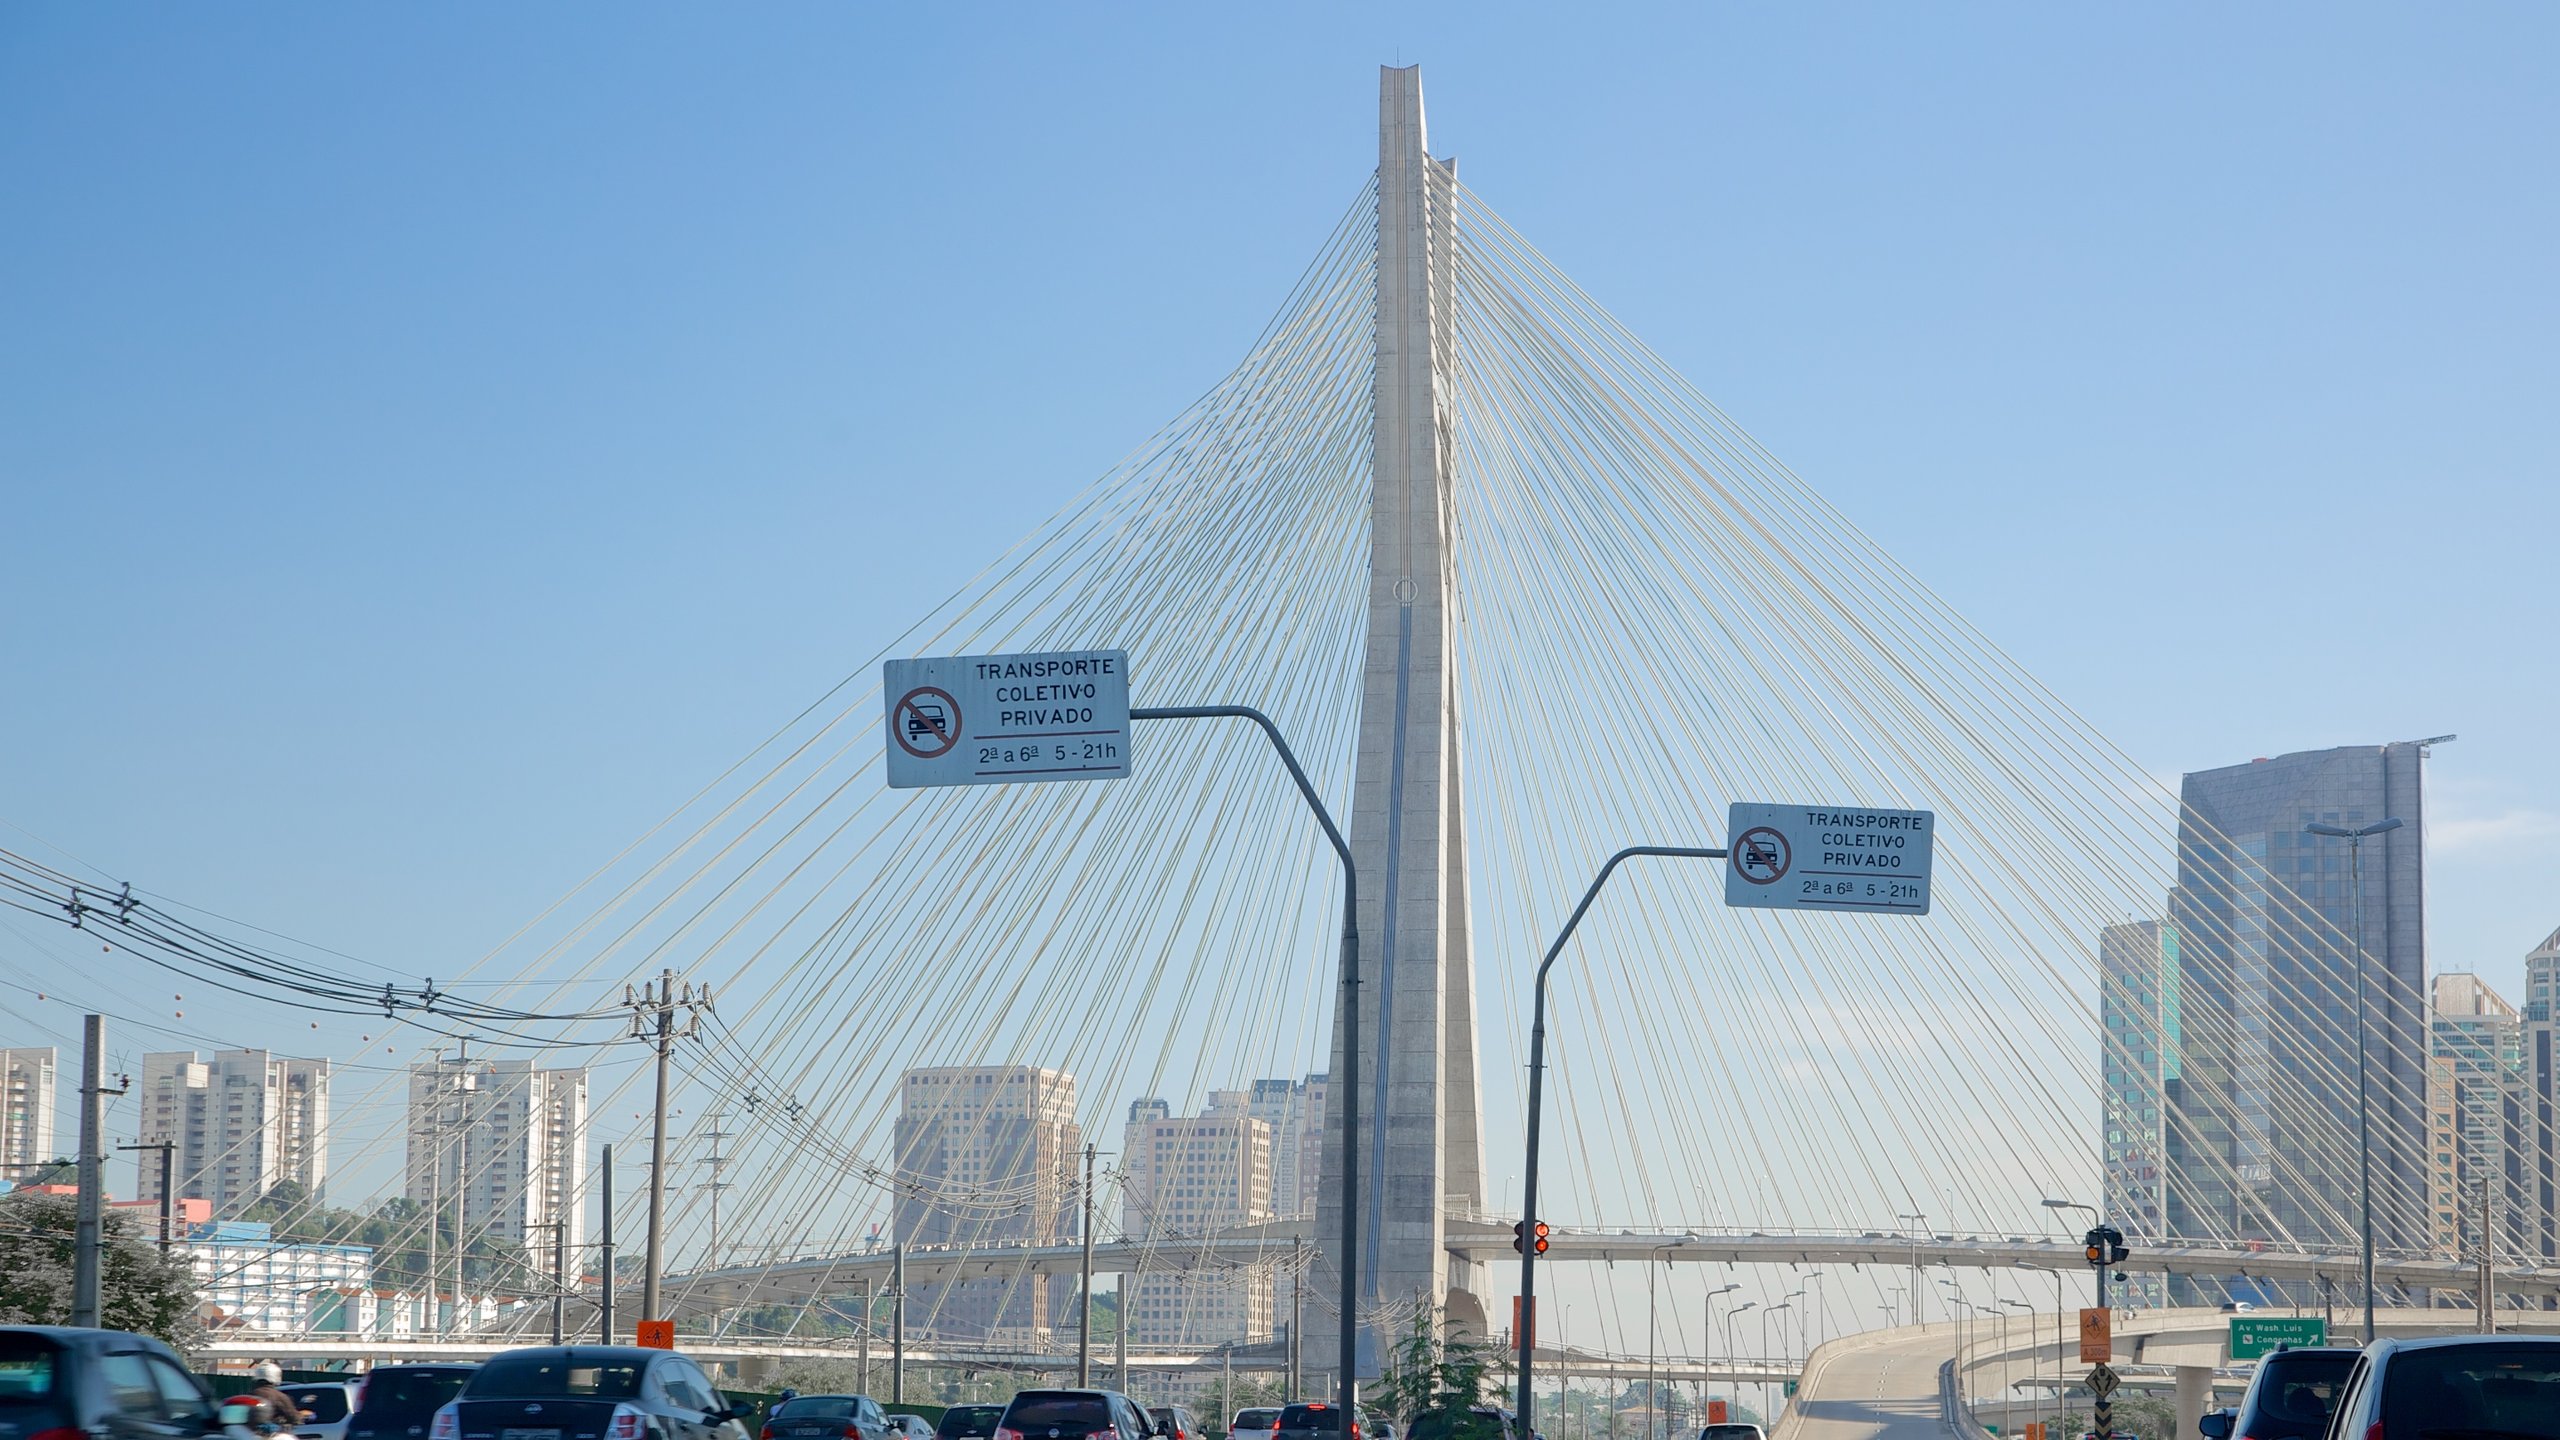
[0,1190,201,1344]
[1373,1305,1509,1429]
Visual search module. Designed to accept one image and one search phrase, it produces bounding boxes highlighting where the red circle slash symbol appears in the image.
[894,686,963,759]
[1734,826,1791,885]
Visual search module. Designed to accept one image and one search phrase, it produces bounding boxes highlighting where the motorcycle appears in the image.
[220,1398,304,1440]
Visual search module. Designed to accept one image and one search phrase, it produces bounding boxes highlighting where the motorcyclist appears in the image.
[246,1363,310,1434]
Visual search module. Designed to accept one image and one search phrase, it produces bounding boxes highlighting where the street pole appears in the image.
[2306,817,2399,1345]
[1080,1143,1097,1385]
[1898,1213,1927,1325]
[1517,847,1727,1428]
[1128,705,1356,1417]
[1289,1237,1304,1400]
[598,1144,616,1343]
[73,1014,120,1328]
[627,970,710,1329]
[859,1278,873,1393]
[1702,1284,1736,1423]
[891,1242,906,1404]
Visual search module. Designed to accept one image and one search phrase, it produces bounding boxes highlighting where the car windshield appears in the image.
[1703,1429,1760,1440]
[2382,1343,2560,1439]
[1007,1395,1113,1431]
[777,1399,865,1420]
[941,1406,1004,1438]
[360,1372,475,1417]
[467,1357,644,1399]
[1233,1414,1280,1431]
[0,1335,57,1404]
[2239,1352,2356,1437]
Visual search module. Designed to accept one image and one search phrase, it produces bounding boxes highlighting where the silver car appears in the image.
[281,1383,360,1440]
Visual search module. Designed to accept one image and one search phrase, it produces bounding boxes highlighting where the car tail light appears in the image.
[995,1428,1024,1440]
[2364,1427,2382,1440]
[610,1405,650,1440]
[431,1406,461,1440]
[30,1428,85,1440]
[760,1429,775,1440]
[841,1429,861,1439]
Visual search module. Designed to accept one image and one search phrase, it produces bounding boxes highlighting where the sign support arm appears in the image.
[1129,704,1359,1418]
[1517,845,1727,1429]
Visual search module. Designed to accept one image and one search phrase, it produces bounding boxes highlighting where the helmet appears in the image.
[253,1362,283,1384]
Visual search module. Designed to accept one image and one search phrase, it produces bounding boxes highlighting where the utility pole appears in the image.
[549,1219,569,1344]
[890,1242,906,1404]
[598,1144,617,1343]
[116,1140,176,1252]
[73,1014,128,1328]
[626,970,710,1327]
[699,1111,733,1272]
[2478,1174,2495,1332]
[1289,1237,1304,1401]
[1079,1143,1097,1385]
[1116,1272,1129,1390]
[859,1277,873,1393]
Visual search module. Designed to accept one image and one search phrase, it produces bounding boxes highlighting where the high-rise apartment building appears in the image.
[892,1065,1082,1343]
[1121,1098,1274,1345]
[403,1057,588,1255]
[139,1050,330,1218]
[2164,742,2431,1266]
[2430,973,2529,1257]
[0,1048,56,1178]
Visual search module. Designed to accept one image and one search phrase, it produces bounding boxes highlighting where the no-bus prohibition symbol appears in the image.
[893,686,963,760]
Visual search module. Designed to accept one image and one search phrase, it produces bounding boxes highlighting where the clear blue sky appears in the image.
[4,5,2555,1159]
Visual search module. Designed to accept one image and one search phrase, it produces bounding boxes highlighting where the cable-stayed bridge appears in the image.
[5,64,2527,1410]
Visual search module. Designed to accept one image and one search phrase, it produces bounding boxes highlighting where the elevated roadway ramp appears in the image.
[1771,1322,1966,1440]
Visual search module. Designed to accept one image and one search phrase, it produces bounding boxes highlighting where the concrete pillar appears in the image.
[2175,1365,2211,1440]
[736,1356,779,1389]
[1314,60,1483,1373]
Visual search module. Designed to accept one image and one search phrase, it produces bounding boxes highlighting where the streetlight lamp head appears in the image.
[2305,822,2352,837]
[2360,818,2404,837]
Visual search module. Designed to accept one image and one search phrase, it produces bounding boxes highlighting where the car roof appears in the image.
[483,1346,666,1362]
[2378,1333,2560,1352]
[2257,1346,2362,1360]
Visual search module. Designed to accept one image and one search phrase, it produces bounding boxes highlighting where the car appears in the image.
[431,1346,751,1440]
[351,1366,478,1440]
[1696,1427,1764,1440]
[2323,1334,2560,1440]
[2195,1344,2356,1440]
[884,1419,934,1440]
[1271,1403,1369,1440]
[1404,1408,1517,1440]
[284,1384,359,1440]
[993,1389,1155,1440]
[935,1407,1004,1440]
[1226,1410,1281,1440]
[1146,1409,1201,1440]
[0,1324,226,1440]
[762,1395,893,1440]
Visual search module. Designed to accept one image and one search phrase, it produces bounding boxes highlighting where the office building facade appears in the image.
[1121,1099,1275,1345]
[138,1050,330,1218]
[2164,742,2431,1263]
[2430,973,2530,1258]
[2521,926,2560,1260]
[891,1065,1082,1343]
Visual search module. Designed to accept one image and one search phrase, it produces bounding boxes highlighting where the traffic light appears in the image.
[2083,1225,2128,1268]
[1532,1221,1550,1254]
[1513,1221,1552,1254]
[2108,1233,2130,1266]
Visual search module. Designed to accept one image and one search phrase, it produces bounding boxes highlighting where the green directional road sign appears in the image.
[1783,1381,1798,1398]
[2230,1315,2328,1360]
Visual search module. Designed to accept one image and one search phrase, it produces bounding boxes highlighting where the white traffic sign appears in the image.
[1723,801,1934,915]
[884,649,1131,789]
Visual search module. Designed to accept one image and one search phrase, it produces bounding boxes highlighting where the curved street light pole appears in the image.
[2306,816,2402,1343]
[1516,845,1728,1428]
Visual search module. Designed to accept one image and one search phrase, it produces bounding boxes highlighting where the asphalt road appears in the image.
[1784,1328,1958,1440]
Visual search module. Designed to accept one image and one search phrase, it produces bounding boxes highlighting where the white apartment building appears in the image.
[404,1057,588,1256]
[182,1220,373,1333]
[139,1050,329,1218]
[0,1047,56,1178]
[892,1065,1083,1344]
[1120,1100,1274,1346]
[1206,1074,1325,1220]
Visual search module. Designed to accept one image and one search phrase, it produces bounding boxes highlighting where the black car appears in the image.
[2196,1345,2357,1440]
[935,1408,1003,1440]
[1271,1404,1369,1440]
[762,1397,892,1440]
[433,1347,750,1440]
[0,1325,223,1440]
[993,1390,1155,1440]
[352,1367,479,1440]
